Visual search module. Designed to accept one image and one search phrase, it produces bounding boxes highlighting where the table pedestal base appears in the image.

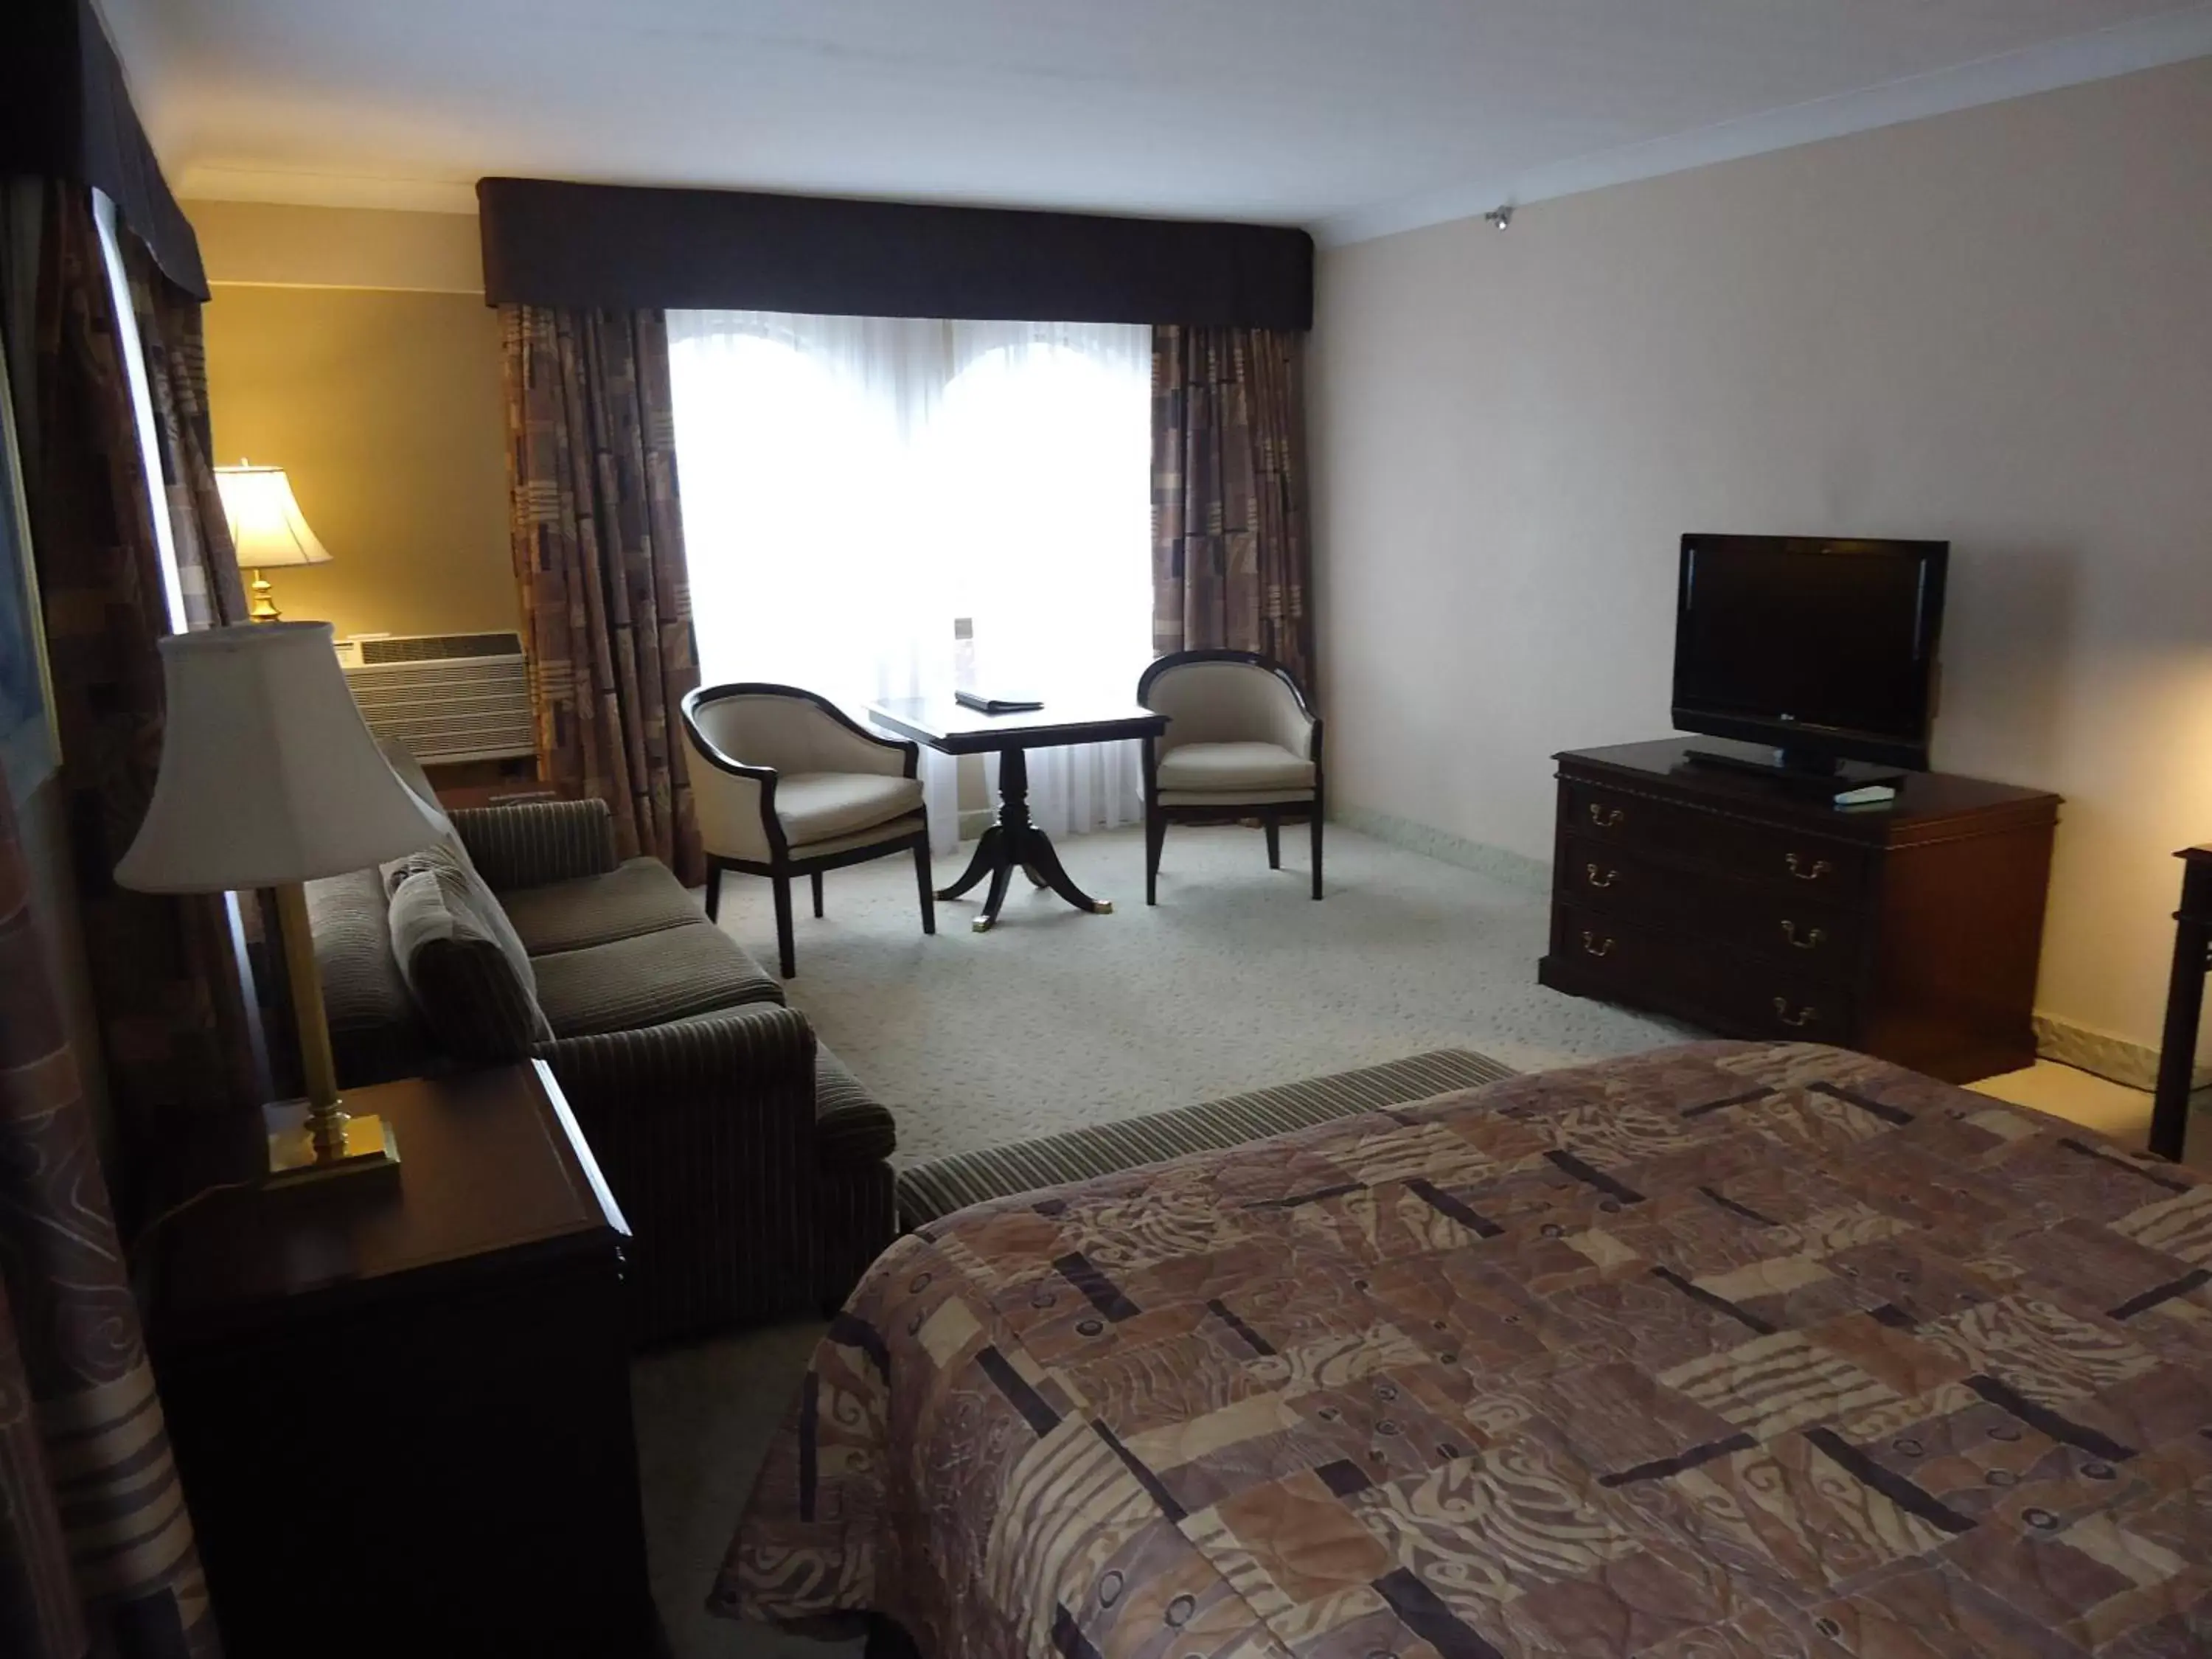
[937,748,1112,931]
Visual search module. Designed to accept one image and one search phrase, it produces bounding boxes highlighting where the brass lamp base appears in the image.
[264,1099,400,1184]
[264,881,398,1185]
[246,571,281,622]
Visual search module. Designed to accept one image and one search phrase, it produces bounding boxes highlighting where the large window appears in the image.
[668,312,1151,844]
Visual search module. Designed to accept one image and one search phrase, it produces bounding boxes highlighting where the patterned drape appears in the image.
[24,186,261,1180]
[0,787,218,1655]
[125,243,247,630]
[1150,325,1313,689]
[501,305,702,882]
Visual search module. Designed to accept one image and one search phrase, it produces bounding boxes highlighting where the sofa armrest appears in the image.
[452,799,619,891]
[536,1004,821,1340]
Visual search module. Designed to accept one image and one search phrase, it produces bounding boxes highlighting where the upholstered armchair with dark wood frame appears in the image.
[1138,649,1324,903]
[681,684,935,977]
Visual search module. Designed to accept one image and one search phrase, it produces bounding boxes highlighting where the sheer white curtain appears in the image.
[667,311,1152,853]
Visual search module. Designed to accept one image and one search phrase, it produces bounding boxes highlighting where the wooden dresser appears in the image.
[1539,740,2060,1083]
[145,1063,653,1658]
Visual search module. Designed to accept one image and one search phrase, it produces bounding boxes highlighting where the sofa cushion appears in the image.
[388,846,552,1061]
[814,1045,897,1168]
[775,773,924,849]
[532,920,785,1037]
[1154,740,1315,795]
[307,865,429,1087]
[502,856,705,956]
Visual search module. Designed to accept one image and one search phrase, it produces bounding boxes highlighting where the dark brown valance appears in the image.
[476,178,1312,330]
[1,0,206,298]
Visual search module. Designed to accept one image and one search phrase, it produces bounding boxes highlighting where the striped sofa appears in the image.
[306,782,897,1344]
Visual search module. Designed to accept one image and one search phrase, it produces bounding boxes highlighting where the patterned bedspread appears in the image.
[717,1042,2212,1657]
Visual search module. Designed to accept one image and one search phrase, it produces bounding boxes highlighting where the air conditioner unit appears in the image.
[335,631,536,765]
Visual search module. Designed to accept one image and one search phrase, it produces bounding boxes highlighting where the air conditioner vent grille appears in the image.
[358,631,524,665]
[341,633,535,765]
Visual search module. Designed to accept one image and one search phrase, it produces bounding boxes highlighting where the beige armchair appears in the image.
[1137,650,1323,904]
[681,684,934,977]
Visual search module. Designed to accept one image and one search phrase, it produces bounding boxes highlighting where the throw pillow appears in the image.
[387,844,552,1061]
[376,738,479,896]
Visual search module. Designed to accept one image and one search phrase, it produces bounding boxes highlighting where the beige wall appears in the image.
[1311,58,2212,1061]
[192,202,515,643]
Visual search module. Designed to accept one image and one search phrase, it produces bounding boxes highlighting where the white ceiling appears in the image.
[100,0,2212,243]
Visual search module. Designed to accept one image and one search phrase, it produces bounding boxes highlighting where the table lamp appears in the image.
[116,622,443,1180]
[214,462,333,622]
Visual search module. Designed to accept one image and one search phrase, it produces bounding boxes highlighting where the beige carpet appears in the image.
[710,821,1687,1164]
[643,821,1688,1657]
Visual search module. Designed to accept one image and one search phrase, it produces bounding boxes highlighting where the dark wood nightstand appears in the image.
[145,1063,654,1658]
[2152,844,2212,1161]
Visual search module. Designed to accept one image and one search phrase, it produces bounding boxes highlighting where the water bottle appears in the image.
[953,616,977,693]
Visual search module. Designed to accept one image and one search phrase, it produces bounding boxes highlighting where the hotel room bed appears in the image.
[717,1041,2212,1658]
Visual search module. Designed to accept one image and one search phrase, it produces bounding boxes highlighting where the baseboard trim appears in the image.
[2032,1013,2208,1093]
[1331,805,1553,896]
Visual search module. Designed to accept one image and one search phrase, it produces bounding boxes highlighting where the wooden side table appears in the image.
[2152,845,2212,1161]
[145,1062,654,1658]
[869,694,1169,930]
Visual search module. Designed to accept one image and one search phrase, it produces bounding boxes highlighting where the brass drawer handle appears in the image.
[1772,996,1820,1028]
[1585,863,1618,889]
[1587,803,1624,829]
[1784,854,1834,883]
[1780,920,1826,950]
[1579,931,1615,959]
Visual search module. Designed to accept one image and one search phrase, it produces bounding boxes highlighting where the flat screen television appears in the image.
[1672,534,1947,776]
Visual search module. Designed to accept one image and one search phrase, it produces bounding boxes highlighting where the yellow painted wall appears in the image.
[191,200,486,295]
[192,202,516,642]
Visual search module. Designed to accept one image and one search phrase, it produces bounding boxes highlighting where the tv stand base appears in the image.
[1682,744,1902,793]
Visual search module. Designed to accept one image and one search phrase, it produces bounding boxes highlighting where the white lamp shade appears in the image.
[116,622,443,892]
[215,465,333,570]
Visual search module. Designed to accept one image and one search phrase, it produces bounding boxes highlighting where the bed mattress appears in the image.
[720,1041,2212,1657]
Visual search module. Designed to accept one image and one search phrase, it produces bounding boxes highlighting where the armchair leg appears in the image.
[704,862,723,922]
[1311,807,1324,900]
[1265,813,1281,870]
[913,836,936,936]
[771,874,797,978]
[1145,810,1165,905]
[810,869,825,919]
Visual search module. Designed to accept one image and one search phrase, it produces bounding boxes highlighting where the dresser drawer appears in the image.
[1565,779,1871,902]
[1559,835,1677,932]
[1704,956,1854,1047]
[1564,835,1861,978]
[1551,904,1854,1046]
[1697,888,1862,975]
[1550,905,1705,1002]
